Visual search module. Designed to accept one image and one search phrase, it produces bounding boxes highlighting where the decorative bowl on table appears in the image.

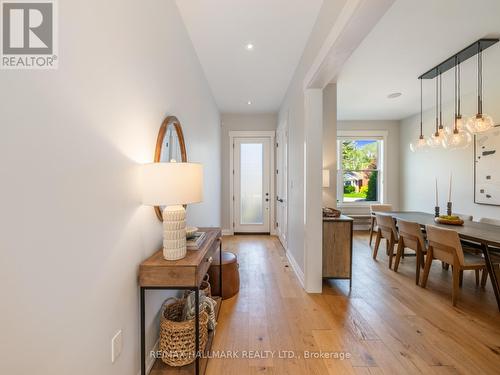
[186,226,198,239]
[434,215,464,226]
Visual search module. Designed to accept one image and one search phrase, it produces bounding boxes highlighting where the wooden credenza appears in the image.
[322,215,353,287]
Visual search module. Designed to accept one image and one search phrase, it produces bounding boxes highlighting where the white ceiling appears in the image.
[176,0,323,113]
[337,0,500,120]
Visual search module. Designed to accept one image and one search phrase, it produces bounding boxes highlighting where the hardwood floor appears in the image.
[206,232,500,375]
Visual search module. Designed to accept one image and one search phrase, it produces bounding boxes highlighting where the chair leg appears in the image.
[459,270,463,287]
[481,268,488,288]
[369,216,375,246]
[475,269,480,286]
[373,230,381,260]
[388,238,395,269]
[415,248,422,285]
[394,240,403,272]
[452,266,460,306]
[421,249,433,288]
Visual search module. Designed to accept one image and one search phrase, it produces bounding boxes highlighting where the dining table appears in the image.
[376,211,500,311]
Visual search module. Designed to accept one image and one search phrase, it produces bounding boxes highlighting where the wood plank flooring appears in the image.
[206,232,500,375]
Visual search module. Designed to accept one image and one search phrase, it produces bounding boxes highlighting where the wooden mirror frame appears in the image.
[154,116,187,221]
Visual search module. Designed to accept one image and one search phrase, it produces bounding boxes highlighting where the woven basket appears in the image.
[159,298,209,367]
[183,274,211,298]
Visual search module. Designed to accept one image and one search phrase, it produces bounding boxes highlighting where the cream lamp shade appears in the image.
[141,162,203,261]
[322,169,330,188]
[141,162,203,206]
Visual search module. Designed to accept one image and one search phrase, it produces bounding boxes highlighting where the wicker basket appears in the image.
[159,298,209,367]
[183,274,211,298]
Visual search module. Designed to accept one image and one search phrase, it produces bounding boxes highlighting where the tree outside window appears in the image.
[338,139,381,203]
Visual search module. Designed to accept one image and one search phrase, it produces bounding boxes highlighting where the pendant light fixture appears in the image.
[427,72,445,148]
[410,78,427,152]
[444,59,471,149]
[466,48,494,133]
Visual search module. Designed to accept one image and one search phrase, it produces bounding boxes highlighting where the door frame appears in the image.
[276,116,289,249]
[229,130,276,235]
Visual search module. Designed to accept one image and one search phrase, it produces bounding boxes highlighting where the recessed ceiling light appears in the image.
[247,101,252,105]
[387,92,402,99]
[246,43,254,51]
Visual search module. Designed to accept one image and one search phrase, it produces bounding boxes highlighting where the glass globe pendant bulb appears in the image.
[443,128,472,150]
[466,113,494,133]
[427,131,445,148]
[410,136,427,152]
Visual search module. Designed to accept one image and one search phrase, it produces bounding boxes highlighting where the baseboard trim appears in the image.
[353,224,370,231]
[222,229,234,236]
[285,249,305,288]
[138,338,159,375]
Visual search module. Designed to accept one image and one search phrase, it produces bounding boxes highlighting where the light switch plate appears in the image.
[111,330,123,363]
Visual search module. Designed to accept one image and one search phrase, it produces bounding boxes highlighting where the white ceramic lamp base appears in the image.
[162,205,187,260]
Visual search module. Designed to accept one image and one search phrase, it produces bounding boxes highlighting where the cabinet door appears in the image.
[322,221,352,278]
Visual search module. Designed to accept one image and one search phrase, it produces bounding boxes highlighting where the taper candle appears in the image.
[448,172,452,202]
[435,177,438,206]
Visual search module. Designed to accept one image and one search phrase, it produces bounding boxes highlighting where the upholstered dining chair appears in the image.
[394,219,427,285]
[369,204,393,246]
[373,213,399,269]
[422,225,488,306]
[478,217,500,226]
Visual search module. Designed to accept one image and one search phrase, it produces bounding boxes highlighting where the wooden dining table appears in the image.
[377,211,500,311]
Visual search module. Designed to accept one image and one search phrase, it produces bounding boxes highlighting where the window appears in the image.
[337,136,384,205]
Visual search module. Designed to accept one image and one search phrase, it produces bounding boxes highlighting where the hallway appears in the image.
[207,233,500,374]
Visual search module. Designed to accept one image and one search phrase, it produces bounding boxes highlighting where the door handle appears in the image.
[277,198,284,203]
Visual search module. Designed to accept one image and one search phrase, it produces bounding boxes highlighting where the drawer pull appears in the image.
[207,256,213,263]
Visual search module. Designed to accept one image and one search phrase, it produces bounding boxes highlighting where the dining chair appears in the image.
[478,217,500,226]
[373,213,399,269]
[369,204,393,246]
[422,225,488,306]
[394,219,427,285]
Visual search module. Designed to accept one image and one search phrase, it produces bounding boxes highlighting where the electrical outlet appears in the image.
[111,330,123,363]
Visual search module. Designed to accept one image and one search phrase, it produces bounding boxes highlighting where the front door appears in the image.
[234,137,271,233]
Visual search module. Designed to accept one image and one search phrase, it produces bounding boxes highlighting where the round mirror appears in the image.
[154,116,187,221]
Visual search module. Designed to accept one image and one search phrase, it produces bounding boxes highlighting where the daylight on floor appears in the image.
[1,1,500,374]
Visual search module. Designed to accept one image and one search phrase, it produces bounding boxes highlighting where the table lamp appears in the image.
[141,162,203,260]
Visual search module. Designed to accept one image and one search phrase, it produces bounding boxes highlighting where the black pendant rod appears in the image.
[435,75,439,136]
[419,78,423,138]
[419,38,498,80]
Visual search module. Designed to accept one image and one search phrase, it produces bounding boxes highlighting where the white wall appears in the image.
[337,120,401,215]
[400,39,500,220]
[0,1,220,375]
[220,113,277,231]
[278,0,347,273]
[323,83,337,208]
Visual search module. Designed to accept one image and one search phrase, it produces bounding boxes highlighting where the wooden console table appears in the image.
[139,228,222,375]
[322,215,354,287]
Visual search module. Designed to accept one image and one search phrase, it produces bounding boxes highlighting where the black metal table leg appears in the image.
[194,286,200,375]
[140,287,146,375]
[482,243,500,311]
[219,240,223,298]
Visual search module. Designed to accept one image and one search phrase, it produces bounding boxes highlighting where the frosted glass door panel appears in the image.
[233,137,271,233]
[240,143,263,224]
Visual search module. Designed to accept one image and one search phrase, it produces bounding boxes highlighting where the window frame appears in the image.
[337,130,388,207]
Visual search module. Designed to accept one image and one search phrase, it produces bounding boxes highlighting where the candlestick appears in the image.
[447,202,452,216]
[435,206,440,218]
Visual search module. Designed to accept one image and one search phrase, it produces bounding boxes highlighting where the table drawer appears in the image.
[197,238,219,285]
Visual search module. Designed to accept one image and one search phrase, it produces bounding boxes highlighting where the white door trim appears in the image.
[276,116,289,249]
[229,130,276,235]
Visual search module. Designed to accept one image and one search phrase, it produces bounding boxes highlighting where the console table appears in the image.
[139,228,222,375]
[322,215,354,287]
